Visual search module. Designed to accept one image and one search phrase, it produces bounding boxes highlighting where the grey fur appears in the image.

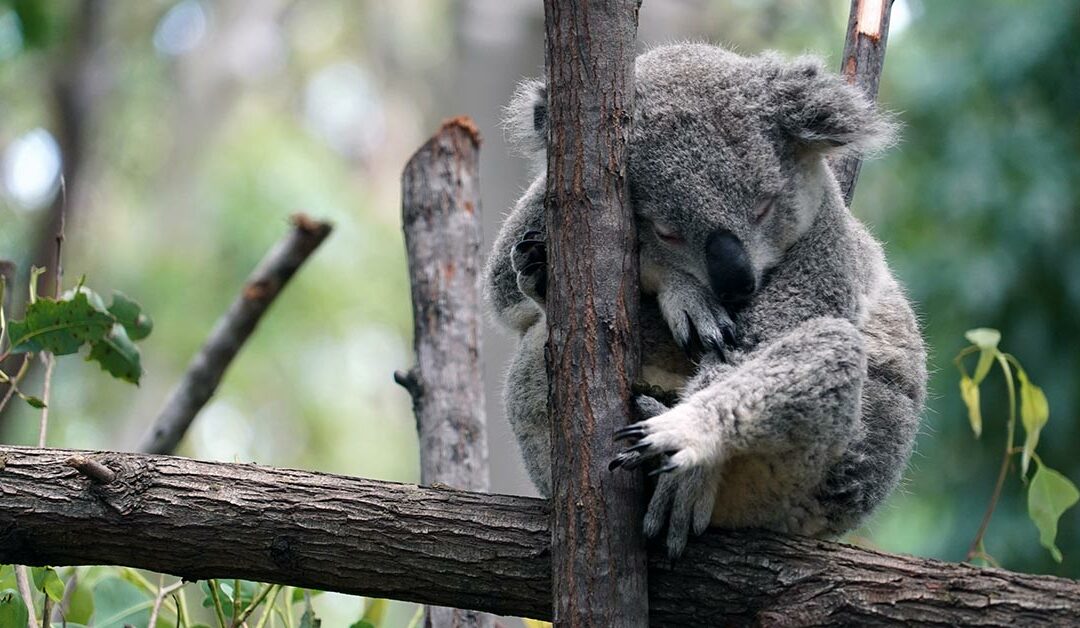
[485,43,925,558]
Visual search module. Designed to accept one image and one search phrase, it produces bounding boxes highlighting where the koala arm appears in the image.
[613,316,865,556]
[484,176,546,334]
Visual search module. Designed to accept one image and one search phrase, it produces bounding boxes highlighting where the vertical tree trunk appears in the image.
[399,118,492,628]
[542,2,647,626]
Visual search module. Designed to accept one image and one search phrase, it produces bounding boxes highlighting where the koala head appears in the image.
[505,43,896,307]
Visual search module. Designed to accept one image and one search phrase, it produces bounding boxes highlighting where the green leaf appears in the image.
[107,291,153,341]
[292,588,325,603]
[1028,463,1080,563]
[7,292,113,355]
[972,347,996,385]
[0,589,28,628]
[92,575,153,628]
[19,393,46,409]
[965,327,1001,350]
[351,598,387,628]
[32,567,64,602]
[200,580,235,620]
[1017,371,1050,476]
[959,375,982,438]
[87,323,143,385]
[67,574,95,625]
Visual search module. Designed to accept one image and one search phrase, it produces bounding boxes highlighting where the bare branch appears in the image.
[137,214,332,455]
[832,0,895,204]
[543,1,647,625]
[2,446,1079,626]
[400,118,492,628]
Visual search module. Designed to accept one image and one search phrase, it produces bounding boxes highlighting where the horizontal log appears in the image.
[1,446,1077,626]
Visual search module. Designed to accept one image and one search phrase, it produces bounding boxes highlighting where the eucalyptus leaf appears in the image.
[359,598,387,626]
[972,347,996,385]
[0,589,28,628]
[1028,463,1080,563]
[7,292,113,355]
[959,375,982,438]
[1018,372,1049,476]
[87,323,143,385]
[107,291,153,341]
[965,327,1001,350]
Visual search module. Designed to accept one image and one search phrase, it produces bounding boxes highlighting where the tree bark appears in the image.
[542,1,647,626]
[832,0,894,205]
[2,446,1079,627]
[398,118,492,628]
[137,214,332,455]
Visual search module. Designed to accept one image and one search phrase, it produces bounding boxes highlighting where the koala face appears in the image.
[629,44,895,308]
[504,43,895,309]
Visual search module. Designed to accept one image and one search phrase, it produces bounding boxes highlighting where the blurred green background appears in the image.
[0,0,1077,624]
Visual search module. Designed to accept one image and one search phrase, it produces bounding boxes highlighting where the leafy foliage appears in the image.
[0,281,153,390]
[956,329,1079,564]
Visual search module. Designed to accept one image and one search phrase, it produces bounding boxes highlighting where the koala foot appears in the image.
[611,394,723,558]
[511,230,547,304]
[657,280,736,357]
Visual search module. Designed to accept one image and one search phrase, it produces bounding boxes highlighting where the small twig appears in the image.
[65,454,117,484]
[0,354,32,415]
[15,565,41,628]
[251,585,281,628]
[234,583,277,627]
[148,576,185,628]
[138,214,332,455]
[966,354,1019,561]
[40,590,52,628]
[38,353,56,447]
[208,579,229,628]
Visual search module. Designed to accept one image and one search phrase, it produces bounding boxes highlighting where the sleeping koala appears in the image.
[484,43,927,558]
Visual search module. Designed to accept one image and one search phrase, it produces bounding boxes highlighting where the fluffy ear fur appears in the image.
[773,55,898,157]
[503,78,547,164]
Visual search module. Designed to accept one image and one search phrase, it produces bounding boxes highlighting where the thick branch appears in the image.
[543,1,647,625]
[137,214,332,454]
[832,0,894,204]
[2,446,1078,626]
[399,119,491,628]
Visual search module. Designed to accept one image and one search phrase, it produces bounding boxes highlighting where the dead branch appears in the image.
[398,118,492,628]
[137,214,332,455]
[833,0,895,204]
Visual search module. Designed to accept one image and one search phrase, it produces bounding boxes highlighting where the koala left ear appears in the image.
[773,55,898,156]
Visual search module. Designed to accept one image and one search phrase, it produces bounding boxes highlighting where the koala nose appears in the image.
[705,228,755,304]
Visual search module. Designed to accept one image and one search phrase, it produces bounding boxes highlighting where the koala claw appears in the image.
[662,293,736,358]
[511,231,547,303]
[644,466,719,559]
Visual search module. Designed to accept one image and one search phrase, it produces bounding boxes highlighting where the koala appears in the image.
[484,43,927,558]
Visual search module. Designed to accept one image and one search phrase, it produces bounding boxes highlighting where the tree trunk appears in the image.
[543,1,648,625]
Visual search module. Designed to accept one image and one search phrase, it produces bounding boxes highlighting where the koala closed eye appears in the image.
[652,220,685,245]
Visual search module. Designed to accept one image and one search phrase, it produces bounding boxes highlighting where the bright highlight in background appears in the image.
[1,127,62,212]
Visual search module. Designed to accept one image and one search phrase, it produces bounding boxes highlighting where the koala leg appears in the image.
[504,321,552,497]
[511,230,547,305]
[613,316,865,556]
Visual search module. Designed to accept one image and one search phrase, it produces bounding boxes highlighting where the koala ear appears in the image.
[773,56,898,156]
[503,78,548,160]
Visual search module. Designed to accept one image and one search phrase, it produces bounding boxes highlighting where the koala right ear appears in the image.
[772,56,898,157]
[503,79,548,160]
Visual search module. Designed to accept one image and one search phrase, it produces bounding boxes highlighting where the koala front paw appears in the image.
[658,281,735,357]
[511,230,547,305]
[611,395,723,558]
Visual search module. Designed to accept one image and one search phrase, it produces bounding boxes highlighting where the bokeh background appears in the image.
[1,0,1077,624]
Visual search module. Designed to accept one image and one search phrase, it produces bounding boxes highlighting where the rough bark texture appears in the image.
[543,1,647,626]
[399,118,492,628]
[2,446,1079,627]
[832,0,893,205]
[137,214,332,454]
